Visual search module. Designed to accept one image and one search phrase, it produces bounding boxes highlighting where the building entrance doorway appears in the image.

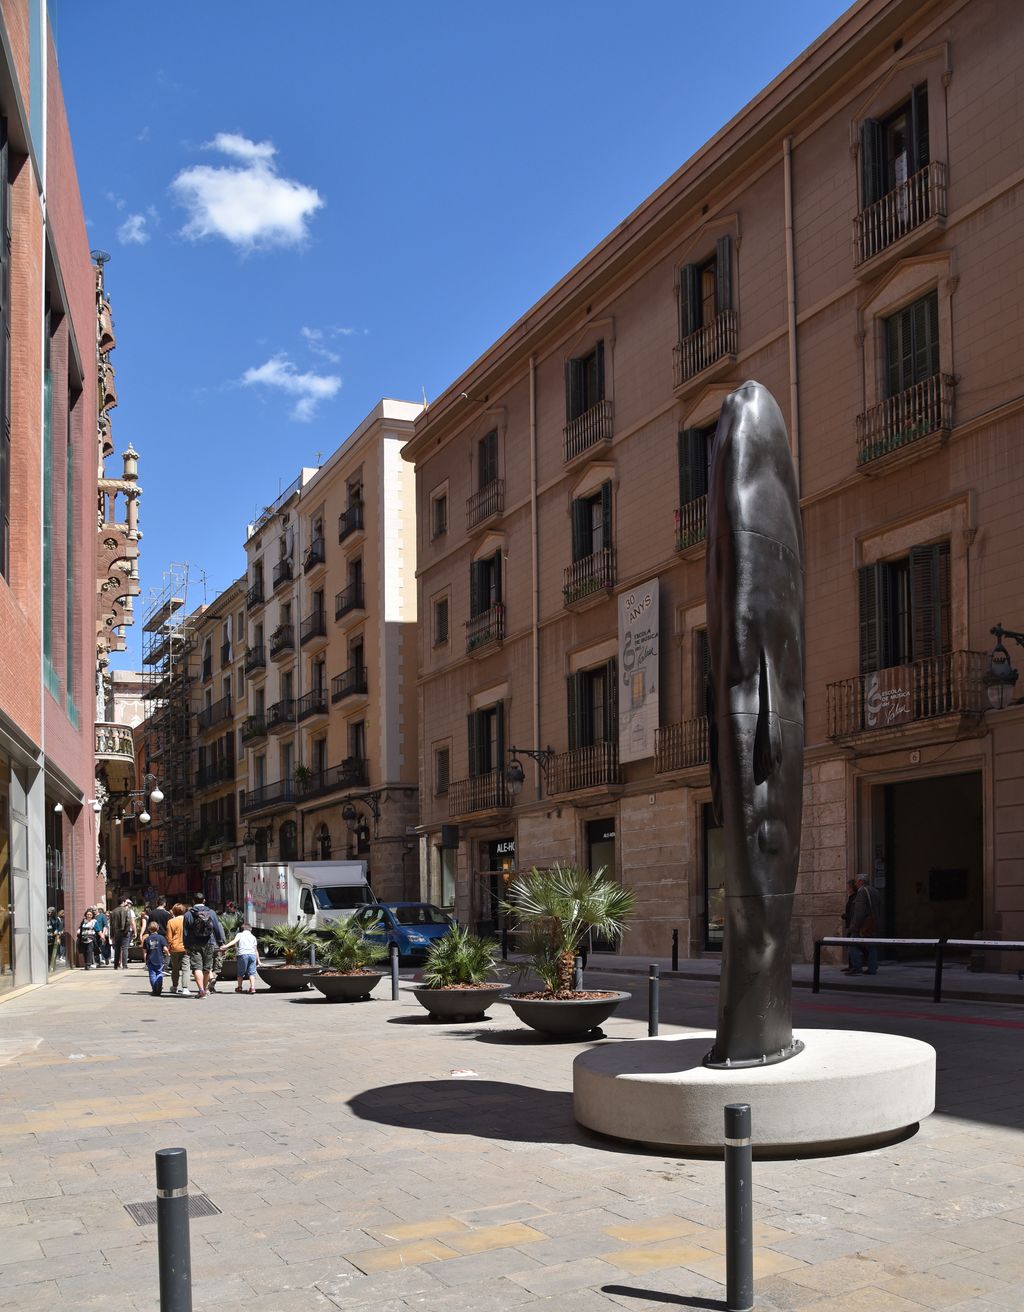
[878,771,983,941]
[477,837,515,937]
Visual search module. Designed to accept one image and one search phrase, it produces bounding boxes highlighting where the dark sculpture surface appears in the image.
[705,381,805,1068]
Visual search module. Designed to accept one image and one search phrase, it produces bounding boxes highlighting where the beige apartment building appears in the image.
[241,401,421,898]
[405,0,1024,960]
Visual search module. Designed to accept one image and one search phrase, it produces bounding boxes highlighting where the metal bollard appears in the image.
[648,964,660,1036]
[156,1147,192,1312]
[390,943,400,1000]
[309,944,317,968]
[724,1104,753,1312]
[573,955,583,990]
[671,927,679,972]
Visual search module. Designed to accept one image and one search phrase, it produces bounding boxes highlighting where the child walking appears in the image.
[142,919,169,996]
[221,923,261,994]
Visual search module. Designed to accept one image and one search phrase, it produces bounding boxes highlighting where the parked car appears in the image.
[350,902,456,961]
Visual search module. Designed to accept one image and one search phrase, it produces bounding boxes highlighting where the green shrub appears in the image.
[321,919,388,973]
[422,925,500,987]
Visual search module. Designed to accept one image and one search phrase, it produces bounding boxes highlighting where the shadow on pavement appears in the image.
[603,1286,726,1310]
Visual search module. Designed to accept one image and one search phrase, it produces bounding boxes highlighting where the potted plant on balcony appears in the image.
[412,925,507,1022]
[311,919,389,1001]
[215,911,243,981]
[293,763,313,794]
[502,863,635,1038]
[257,922,318,991]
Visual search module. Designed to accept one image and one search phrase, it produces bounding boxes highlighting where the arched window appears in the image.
[316,824,331,861]
[280,820,298,862]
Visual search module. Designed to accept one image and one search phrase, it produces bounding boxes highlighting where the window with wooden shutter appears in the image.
[478,430,498,489]
[565,342,605,422]
[885,290,939,396]
[433,596,449,646]
[435,747,450,796]
[570,496,590,563]
[909,542,950,662]
[678,428,712,506]
[679,262,702,338]
[567,672,585,751]
[860,117,884,208]
[715,236,732,315]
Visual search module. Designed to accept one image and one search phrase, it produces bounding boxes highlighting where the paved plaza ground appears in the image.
[1,961,1024,1312]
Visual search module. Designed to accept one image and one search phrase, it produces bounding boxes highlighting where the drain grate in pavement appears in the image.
[124,1194,221,1226]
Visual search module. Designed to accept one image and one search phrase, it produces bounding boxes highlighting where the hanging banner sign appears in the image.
[618,578,660,763]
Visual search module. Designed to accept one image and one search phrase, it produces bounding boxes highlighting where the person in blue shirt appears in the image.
[93,906,110,966]
[142,920,169,996]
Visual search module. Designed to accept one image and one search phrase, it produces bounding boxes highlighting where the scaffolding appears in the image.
[140,563,203,886]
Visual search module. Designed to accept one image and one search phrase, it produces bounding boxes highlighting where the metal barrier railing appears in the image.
[813,936,1024,1003]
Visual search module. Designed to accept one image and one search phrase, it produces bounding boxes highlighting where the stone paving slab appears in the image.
[1,964,1023,1310]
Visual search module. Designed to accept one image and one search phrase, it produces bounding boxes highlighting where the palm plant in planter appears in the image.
[258,922,318,991]
[413,925,507,1021]
[312,920,389,1001]
[502,863,636,1037]
[216,911,243,980]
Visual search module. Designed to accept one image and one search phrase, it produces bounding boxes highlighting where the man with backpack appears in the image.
[109,899,136,970]
[182,892,226,998]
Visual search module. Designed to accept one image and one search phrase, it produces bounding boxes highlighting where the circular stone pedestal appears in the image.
[573,1029,935,1156]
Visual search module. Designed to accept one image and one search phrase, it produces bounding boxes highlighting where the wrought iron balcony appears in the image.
[338,503,364,542]
[335,581,365,620]
[673,309,738,388]
[94,722,134,762]
[196,695,232,733]
[826,650,987,740]
[303,536,326,573]
[563,547,616,607]
[266,698,296,733]
[467,479,505,529]
[269,625,294,659]
[241,713,267,744]
[299,609,327,646]
[655,716,709,772]
[299,758,369,800]
[195,758,236,791]
[201,656,212,682]
[331,666,368,703]
[241,778,296,816]
[547,741,621,795]
[272,557,294,591]
[244,645,266,675]
[466,603,505,654]
[296,688,328,722]
[220,641,232,667]
[448,768,509,817]
[246,580,265,610]
[193,821,236,849]
[563,398,613,463]
[675,498,707,553]
[856,373,954,469]
[854,161,947,267]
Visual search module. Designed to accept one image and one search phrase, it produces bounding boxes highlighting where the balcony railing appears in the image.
[220,642,232,667]
[269,625,294,659]
[331,666,368,703]
[299,758,369,800]
[241,778,296,816]
[467,479,505,529]
[303,536,326,573]
[297,688,328,721]
[856,373,954,468]
[826,650,987,739]
[193,821,236,849]
[854,161,947,266]
[338,503,364,542]
[196,758,235,791]
[335,581,365,620]
[241,713,267,743]
[563,547,616,606]
[548,741,621,795]
[563,398,613,463]
[675,497,707,552]
[656,716,709,772]
[95,722,134,761]
[466,603,505,654]
[272,557,294,591]
[246,581,265,610]
[244,645,266,675]
[196,695,232,732]
[299,609,327,645]
[266,698,296,732]
[673,309,738,388]
[448,768,509,817]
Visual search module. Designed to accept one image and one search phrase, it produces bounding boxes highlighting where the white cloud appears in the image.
[171,133,323,250]
[118,213,149,245]
[242,355,340,422]
[300,326,341,364]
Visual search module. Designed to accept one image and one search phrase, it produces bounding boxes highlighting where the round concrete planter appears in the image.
[505,991,631,1038]
[256,963,313,992]
[312,971,385,1002]
[413,984,508,1022]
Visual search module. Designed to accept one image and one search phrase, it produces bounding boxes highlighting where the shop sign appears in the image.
[209,851,223,870]
[495,839,515,855]
[618,578,659,762]
[864,667,913,729]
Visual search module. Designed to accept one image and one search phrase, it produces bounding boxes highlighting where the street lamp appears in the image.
[504,746,555,799]
[984,625,1021,710]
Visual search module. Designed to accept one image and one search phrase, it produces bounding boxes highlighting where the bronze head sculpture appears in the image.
[705,381,805,1068]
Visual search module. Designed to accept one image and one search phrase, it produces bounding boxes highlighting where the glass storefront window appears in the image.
[45,796,67,971]
[0,754,11,991]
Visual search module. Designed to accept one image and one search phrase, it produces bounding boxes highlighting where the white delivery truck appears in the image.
[243,861,376,931]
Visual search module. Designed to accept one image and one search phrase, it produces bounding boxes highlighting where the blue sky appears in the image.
[54,1,849,667]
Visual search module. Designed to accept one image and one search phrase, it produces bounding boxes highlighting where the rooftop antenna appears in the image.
[315,450,324,467]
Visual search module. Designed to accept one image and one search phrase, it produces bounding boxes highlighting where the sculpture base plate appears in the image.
[573,1029,935,1157]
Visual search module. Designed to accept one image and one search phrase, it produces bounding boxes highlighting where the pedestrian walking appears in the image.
[93,905,110,966]
[109,898,136,969]
[182,893,225,998]
[47,906,64,968]
[846,873,883,976]
[166,903,190,994]
[141,920,169,996]
[221,923,261,994]
[148,895,172,937]
[841,878,857,970]
[77,909,99,969]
